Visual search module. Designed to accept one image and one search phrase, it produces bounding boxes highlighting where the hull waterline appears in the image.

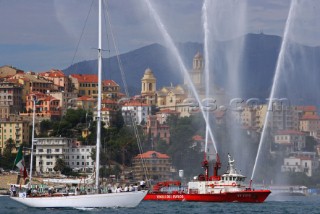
[11,191,148,208]
[144,190,271,203]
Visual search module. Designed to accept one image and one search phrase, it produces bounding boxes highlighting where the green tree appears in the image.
[159,114,205,178]
[3,138,15,156]
[39,120,52,137]
[53,158,67,172]
[108,127,139,167]
[53,158,75,176]
[2,138,16,170]
[50,109,90,138]
[111,110,124,130]
[305,136,317,151]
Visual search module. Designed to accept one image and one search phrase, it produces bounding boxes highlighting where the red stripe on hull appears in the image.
[144,190,271,203]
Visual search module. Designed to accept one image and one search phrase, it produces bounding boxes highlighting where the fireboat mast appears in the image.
[202,153,209,181]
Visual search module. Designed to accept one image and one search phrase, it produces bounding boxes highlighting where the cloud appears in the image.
[0,0,319,71]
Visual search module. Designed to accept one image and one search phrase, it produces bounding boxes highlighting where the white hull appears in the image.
[10,191,148,208]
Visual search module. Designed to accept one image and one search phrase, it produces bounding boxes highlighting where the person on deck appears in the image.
[140,180,146,190]
[12,185,17,196]
[65,185,69,195]
[10,185,14,196]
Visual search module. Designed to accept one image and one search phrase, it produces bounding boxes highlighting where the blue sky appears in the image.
[0,0,318,72]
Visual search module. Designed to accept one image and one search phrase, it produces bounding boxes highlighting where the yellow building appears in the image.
[185,52,204,93]
[139,52,226,118]
[236,106,261,129]
[141,68,156,105]
[157,85,188,109]
[157,84,193,117]
[257,104,299,131]
[102,80,121,100]
[75,96,96,110]
[69,74,98,98]
[0,115,30,154]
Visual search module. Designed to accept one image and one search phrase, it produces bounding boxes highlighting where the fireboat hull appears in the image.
[144,190,271,203]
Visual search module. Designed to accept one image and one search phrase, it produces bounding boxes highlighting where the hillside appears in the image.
[64,33,320,106]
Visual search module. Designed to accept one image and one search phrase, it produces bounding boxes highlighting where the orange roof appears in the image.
[117,92,126,97]
[77,96,95,101]
[134,151,170,159]
[103,80,119,86]
[298,156,312,161]
[276,130,305,136]
[123,100,150,107]
[301,114,320,120]
[30,91,45,96]
[102,99,117,104]
[192,135,204,141]
[42,96,57,102]
[70,74,98,83]
[297,106,317,112]
[214,110,225,118]
[101,107,115,111]
[39,69,65,78]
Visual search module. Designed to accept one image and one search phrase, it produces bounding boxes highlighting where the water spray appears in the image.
[144,0,218,153]
[251,0,297,181]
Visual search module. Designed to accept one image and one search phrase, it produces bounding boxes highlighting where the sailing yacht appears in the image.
[10,0,147,208]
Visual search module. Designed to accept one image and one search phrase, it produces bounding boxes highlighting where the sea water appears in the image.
[0,195,319,214]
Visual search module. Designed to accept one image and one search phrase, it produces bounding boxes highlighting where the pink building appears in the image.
[144,115,170,144]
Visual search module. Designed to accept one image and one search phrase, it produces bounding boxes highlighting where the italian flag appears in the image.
[14,146,28,179]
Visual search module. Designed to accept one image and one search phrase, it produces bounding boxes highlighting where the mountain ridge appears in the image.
[64,33,320,106]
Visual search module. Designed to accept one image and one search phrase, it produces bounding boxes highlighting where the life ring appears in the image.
[209,184,215,188]
[232,182,236,187]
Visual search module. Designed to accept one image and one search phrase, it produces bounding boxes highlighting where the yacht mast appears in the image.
[95,0,102,191]
[29,96,36,187]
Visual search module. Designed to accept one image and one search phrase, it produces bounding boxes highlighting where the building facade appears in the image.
[274,130,306,153]
[102,80,120,100]
[49,91,78,116]
[0,65,24,78]
[121,100,151,125]
[0,81,23,118]
[34,137,95,173]
[143,115,170,144]
[132,150,173,181]
[0,116,30,154]
[281,152,319,177]
[69,74,98,98]
[21,92,61,119]
[39,69,72,92]
[141,68,156,105]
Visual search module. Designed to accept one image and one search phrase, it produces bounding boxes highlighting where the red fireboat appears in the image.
[144,154,271,203]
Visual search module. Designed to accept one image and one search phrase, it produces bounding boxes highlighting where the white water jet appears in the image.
[143,0,218,153]
[202,0,248,170]
[251,0,298,181]
[202,0,212,154]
